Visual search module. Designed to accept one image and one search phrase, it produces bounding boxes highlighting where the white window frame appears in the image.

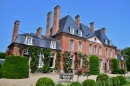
[89,44,92,53]
[94,45,97,54]
[50,53,55,68]
[69,27,74,34]
[70,39,74,51]
[78,42,82,52]
[78,57,82,67]
[99,47,102,55]
[25,36,33,45]
[38,53,43,68]
[110,50,112,57]
[50,41,56,49]
[106,48,108,57]
[78,30,82,37]
[23,49,29,55]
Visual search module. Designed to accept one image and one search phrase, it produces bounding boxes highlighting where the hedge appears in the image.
[82,79,97,86]
[1,56,29,79]
[89,55,100,75]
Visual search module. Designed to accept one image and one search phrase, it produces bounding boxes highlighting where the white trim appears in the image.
[38,53,43,68]
[50,41,56,49]
[69,27,74,34]
[70,39,74,51]
[88,37,102,44]
[25,36,33,45]
[78,42,82,52]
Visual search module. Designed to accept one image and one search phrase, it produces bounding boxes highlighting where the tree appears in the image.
[0,52,6,59]
[122,47,130,71]
[111,58,119,74]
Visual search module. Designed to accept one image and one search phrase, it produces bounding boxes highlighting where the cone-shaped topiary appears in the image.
[36,77,55,86]
[89,55,100,75]
[111,58,119,74]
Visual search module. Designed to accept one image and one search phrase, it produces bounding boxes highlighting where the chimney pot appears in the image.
[37,27,42,36]
[90,22,94,32]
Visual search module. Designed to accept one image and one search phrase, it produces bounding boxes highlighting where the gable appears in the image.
[87,36,102,44]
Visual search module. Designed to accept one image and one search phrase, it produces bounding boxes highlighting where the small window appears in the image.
[69,27,74,34]
[110,50,112,57]
[38,53,43,68]
[106,48,108,57]
[99,47,102,55]
[94,38,97,41]
[25,36,33,45]
[94,45,97,54]
[78,42,82,52]
[89,44,92,53]
[23,49,29,55]
[70,40,74,50]
[50,41,56,49]
[78,30,82,37]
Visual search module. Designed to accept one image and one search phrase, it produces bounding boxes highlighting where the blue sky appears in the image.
[0,0,130,52]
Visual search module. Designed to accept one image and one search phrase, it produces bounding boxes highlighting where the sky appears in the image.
[0,0,130,52]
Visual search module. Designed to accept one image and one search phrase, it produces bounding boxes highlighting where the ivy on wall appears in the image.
[55,51,61,70]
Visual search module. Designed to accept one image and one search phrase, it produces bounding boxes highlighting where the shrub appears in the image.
[70,81,82,86]
[111,77,120,86]
[1,56,29,79]
[96,74,111,86]
[111,58,119,74]
[56,83,64,86]
[82,79,96,86]
[0,52,6,59]
[116,76,127,85]
[118,68,126,75]
[35,77,55,86]
[0,65,2,78]
[89,55,100,75]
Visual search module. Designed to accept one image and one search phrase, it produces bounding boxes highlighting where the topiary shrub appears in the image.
[82,79,96,86]
[56,83,64,86]
[70,81,82,86]
[116,76,127,85]
[96,74,112,86]
[111,77,120,86]
[111,58,119,74]
[35,77,55,86]
[118,68,126,75]
[89,55,100,75]
[1,56,29,79]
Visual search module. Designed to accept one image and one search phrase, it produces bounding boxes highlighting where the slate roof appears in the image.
[116,54,124,60]
[11,33,61,50]
[0,59,4,65]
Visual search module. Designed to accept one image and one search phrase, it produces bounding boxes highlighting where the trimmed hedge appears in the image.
[111,77,120,86]
[36,77,55,86]
[89,55,100,75]
[111,58,119,74]
[82,79,97,86]
[1,56,29,79]
[116,76,127,85]
[96,74,112,86]
[70,81,82,86]
[0,65,2,78]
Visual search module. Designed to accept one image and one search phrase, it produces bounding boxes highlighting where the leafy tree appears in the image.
[122,47,130,71]
[0,52,6,59]
[111,58,119,74]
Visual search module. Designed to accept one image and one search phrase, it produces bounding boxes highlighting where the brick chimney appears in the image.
[52,5,60,36]
[11,20,20,43]
[37,27,42,37]
[116,49,121,55]
[101,27,106,35]
[46,12,52,36]
[90,22,94,32]
[75,15,80,28]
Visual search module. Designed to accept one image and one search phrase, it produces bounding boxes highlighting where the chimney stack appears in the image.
[90,22,94,32]
[116,49,121,55]
[101,27,106,35]
[37,27,42,36]
[46,12,52,36]
[75,15,80,28]
[11,20,20,43]
[52,5,60,36]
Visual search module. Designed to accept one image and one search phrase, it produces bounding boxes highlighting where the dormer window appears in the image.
[69,27,74,34]
[104,39,108,44]
[50,41,56,49]
[78,30,82,37]
[25,36,33,45]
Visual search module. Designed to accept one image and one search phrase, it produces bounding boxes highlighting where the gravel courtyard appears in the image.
[0,72,130,86]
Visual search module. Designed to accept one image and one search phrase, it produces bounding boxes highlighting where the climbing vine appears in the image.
[55,51,61,70]
[62,51,72,73]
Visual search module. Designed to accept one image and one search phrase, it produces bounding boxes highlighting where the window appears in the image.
[78,57,82,67]
[99,47,102,55]
[25,36,33,45]
[50,53,55,68]
[23,49,29,55]
[78,42,82,52]
[89,44,92,53]
[70,40,74,50]
[38,53,43,68]
[69,55,74,68]
[94,45,97,54]
[50,41,56,49]
[110,50,112,57]
[104,39,108,44]
[78,30,82,37]
[69,27,74,34]
[106,48,108,57]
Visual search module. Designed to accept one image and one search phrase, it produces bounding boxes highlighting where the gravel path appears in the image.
[0,72,130,86]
